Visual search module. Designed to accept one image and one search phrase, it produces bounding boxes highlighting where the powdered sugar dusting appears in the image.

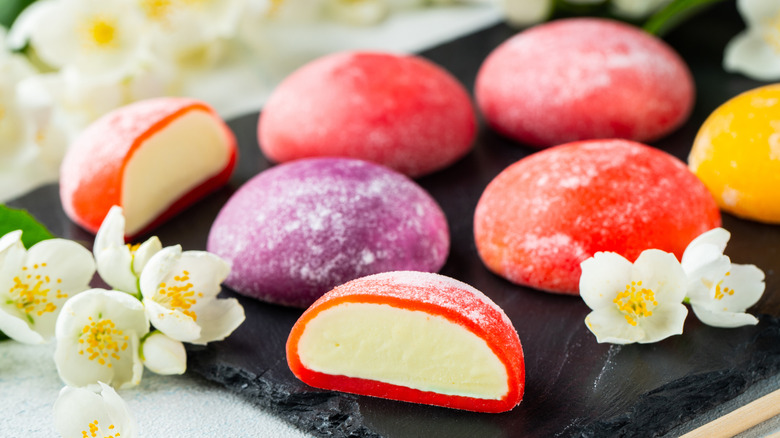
[474,139,721,294]
[207,158,449,308]
[475,18,694,147]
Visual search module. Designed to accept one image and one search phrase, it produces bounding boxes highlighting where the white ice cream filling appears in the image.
[298,302,509,400]
[122,110,230,235]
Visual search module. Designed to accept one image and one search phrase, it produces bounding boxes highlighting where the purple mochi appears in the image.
[207,157,450,307]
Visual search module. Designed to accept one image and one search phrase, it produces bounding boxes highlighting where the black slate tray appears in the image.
[9,3,780,437]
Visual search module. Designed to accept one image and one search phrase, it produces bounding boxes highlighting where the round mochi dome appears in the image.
[207,158,450,307]
[690,84,780,224]
[258,51,477,177]
[474,139,721,295]
[475,18,694,148]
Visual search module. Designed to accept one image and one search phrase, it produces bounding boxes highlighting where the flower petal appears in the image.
[681,242,731,301]
[94,206,137,293]
[24,238,96,337]
[139,245,182,300]
[724,30,780,81]
[191,297,245,345]
[94,206,126,254]
[719,263,766,311]
[502,0,552,27]
[585,307,644,344]
[144,298,201,343]
[631,249,687,303]
[580,252,632,310]
[638,303,688,343]
[738,0,780,28]
[690,304,759,328]
[0,306,45,344]
[132,236,162,276]
[55,289,148,389]
[54,382,137,438]
[141,331,186,375]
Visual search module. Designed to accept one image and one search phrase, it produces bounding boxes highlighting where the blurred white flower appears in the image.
[500,0,552,27]
[324,0,389,26]
[54,382,137,438]
[682,228,766,328]
[94,206,162,296]
[23,0,149,80]
[55,289,150,389]
[139,245,244,345]
[141,330,187,375]
[611,0,671,19]
[724,0,780,81]
[0,230,95,344]
[581,250,688,344]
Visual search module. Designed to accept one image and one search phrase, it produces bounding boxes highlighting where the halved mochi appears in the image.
[60,97,237,237]
[286,271,524,413]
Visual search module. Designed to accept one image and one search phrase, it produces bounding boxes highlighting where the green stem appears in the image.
[644,0,728,36]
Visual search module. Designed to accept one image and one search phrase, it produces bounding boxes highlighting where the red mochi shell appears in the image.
[286,271,525,413]
[475,18,694,148]
[473,139,721,295]
[258,51,477,177]
[59,97,237,237]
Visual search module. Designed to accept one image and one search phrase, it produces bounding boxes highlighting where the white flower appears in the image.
[724,0,780,81]
[94,206,162,295]
[500,0,553,27]
[323,0,389,26]
[24,0,148,80]
[55,289,150,389]
[682,228,765,328]
[136,0,247,67]
[141,330,186,375]
[610,0,671,19]
[0,230,95,344]
[54,382,137,438]
[581,250,688,344]
[139,245,244,345]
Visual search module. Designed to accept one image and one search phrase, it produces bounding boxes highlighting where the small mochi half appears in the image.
[475,18,694,148]
[286,271,525,413]
[60,97,237,237]
[474,139,721,295]
[206,158,449,308]
[258,51,477,177]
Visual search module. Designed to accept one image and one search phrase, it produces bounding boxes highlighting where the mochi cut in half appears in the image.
[60,97,237,237]
[286,271,525,413]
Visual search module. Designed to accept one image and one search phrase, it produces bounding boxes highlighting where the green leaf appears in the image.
[0,205,54,249]
[0,0,38,29]
[643,0,727,36]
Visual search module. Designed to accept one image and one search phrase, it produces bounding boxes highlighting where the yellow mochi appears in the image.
[689,84,780,223]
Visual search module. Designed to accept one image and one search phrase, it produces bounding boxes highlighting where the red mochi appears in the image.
[475,18,695,148]
[258,51,477,177]
[60,97,237,237]
[286,271,525,413]
[473,139,721,295]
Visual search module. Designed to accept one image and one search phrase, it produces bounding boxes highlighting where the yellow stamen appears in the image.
[8,263,64,317]
[80,419,120,438]
[82,15,118,48]
[77,316,128,368]
[156,270,201,320]
[613,281,657,327]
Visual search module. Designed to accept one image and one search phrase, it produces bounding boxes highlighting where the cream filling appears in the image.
[298,302,509,400]
[122,110,229,235]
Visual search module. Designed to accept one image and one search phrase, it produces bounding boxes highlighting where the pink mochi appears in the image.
[207,158,450,308]
[258,51,477,177]
[475,18,694,148]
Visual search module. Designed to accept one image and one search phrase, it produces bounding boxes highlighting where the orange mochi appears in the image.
[286,271,525,413]
[60,97,237,237]
[474,139,721,295]
[689,84,780,223]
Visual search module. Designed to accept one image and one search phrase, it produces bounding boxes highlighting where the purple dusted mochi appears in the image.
[207,157,450,307]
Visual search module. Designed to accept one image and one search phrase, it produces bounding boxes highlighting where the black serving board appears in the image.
[9,3,780,437]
